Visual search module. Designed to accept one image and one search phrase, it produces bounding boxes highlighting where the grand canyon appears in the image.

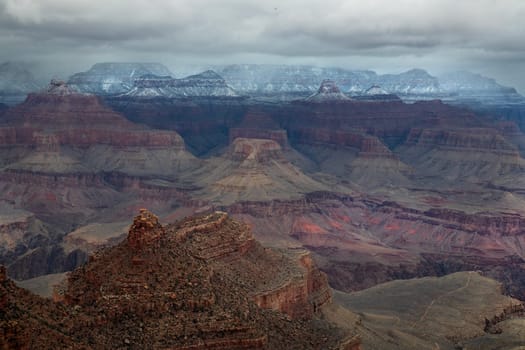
[0,59,524,349]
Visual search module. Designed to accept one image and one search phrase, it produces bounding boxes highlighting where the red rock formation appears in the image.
[284,99,478,148]
[0,81,186,150]
[127,209,165,250]
[171,211,332,319]
[253,250,332,319]
[223,191,525,295]
[0,271,81,348]
[229,137,283,163]
[0,210,357,350]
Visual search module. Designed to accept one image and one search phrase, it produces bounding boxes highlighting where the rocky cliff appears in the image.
[2,210,355,349]
[0,80,194,175]
[0,81,201,280]
[225,191,525,297]
[400,127,525,180]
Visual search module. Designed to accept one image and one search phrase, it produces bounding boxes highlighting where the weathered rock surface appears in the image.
[0,82,200,280]
[225,191,525,298]
[0,80,197,178]
[399,127,525,180]
[191,138,328,204]
[1,210,358,349]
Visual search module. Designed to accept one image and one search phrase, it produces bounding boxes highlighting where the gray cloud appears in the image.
[0,0,524,92]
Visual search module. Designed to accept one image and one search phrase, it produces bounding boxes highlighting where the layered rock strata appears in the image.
[2,210,357,349]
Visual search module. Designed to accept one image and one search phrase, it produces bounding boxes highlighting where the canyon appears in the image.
[1,62,525,348]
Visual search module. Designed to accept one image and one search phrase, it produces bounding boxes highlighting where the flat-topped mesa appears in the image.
[305,79,351,103]
[127,209,165,250]
[171,70,238,97]
[229,137,284,163]
[133,74,174,88]
[122,70,239,98]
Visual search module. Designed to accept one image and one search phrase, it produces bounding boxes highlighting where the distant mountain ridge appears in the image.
[122,70,238,98]
[0,61,523,106]
[214,64,522,101]
[68,62,174,95]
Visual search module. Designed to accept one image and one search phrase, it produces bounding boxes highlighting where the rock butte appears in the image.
[1,209,361,349]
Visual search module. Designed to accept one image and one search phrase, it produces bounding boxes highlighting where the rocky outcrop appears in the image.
[127,209,165,250]
[38,210,354,349]
[285,98,477,150]
[169,211,333,319]
[484,303,525,333]
[228,137,283,163]
[405,128,518,153]
[0,272,80,348]
[253,250,332,319]
[0,81,196,179]
[304,79,351,103]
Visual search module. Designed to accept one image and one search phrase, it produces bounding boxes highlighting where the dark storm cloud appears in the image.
[0,0,524,91]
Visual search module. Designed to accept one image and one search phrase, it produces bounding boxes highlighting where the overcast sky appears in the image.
[0,0,524,92]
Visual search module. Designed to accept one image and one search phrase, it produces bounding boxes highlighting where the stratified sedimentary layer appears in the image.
[190,138,328,204]
[399,127,525,180]
[12,210,350,349]
[226,191,525,298]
